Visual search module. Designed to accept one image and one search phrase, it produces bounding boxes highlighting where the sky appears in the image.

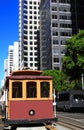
[0,0,18,87]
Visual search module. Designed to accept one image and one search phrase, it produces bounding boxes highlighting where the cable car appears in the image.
[3,70,57,130]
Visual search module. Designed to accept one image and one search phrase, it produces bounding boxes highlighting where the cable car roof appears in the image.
[11,69,43,76]
[4,70,53,88]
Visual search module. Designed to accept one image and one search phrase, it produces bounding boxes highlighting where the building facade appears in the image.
[4,42,19,77]
[18,0,84,71]
[40,0,72,70]
[18,0,41,70]
[7,45,14,75]
[71,0,84,34]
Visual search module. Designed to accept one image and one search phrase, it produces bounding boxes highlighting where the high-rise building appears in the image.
[40,0,72,70]
[4,59,8,79]
[8,45,14,75]
[71,0,84,34]
[5,42,19,76]
[13,42,19,70]
[18,0,41,70]
[18,0,84,71]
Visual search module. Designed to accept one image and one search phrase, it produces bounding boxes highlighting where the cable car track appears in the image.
[57,114,84,130]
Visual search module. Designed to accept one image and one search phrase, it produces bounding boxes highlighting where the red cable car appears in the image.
[3,70,57,129]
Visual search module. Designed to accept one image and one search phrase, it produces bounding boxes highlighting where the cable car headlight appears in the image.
[75,99,79,103]
[29,109,35,116]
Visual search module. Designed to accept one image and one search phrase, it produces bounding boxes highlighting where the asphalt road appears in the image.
[1,111,83,130]
[57,111,84,121]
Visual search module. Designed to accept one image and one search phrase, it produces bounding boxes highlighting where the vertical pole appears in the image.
[81,74,84,90]
[53,88,56,117]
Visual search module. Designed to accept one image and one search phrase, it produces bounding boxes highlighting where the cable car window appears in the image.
[26,82,37,98]
[74,94,84,100]
[12,82,22,98]
[58,93,69,101]
[40,82,50,98]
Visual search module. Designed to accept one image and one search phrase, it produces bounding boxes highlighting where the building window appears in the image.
[30,52,33,56]
[30,36,32,39]
[34,52,37,56]
[24,30,27,34]
[24,63,27,67]
[34,47,37,50]
[34,16,37,19]
[60,31,72,36]
[24,41,27,45]
[30,21,32,24]
[35,63,37,67]
[29,11,32,14]
[34,26,37,29]
[34,31,37,34]
[52,23,58,27]
[34,36,37,39]
[51,0,57,2]
[24,52,27,55]
[34,1,36,4]
[34,11,37,14]
[34,6,36,9]
[24,25,27,29]
[34,21,37,24]
[30,47,33,50]
[30,41,33,45]
[54,58,59,62]
[30,63,33,66]
[30,26,32,29]
[29,6,32,9]
[29,1,32,4]
[52,14,57,19]
[53,31,58,36]
[24,35,27,39]
[30,31,32,34]
[35,57,37,61]
[53,40,59,44]
[24,57,27,61]
[24,10,27,14]
[24,0,27,4]
[24,46,27,50]
[24,20,27,24]
[30,57,33,61]
[30,16,32,19]
[52,6,57,11]
[24,5,27,9]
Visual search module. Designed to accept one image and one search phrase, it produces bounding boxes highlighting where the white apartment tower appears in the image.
[7,42,19,76]
[8,45,14,76]
[19,0,40,70]
[4,59,8,79]
[13,42,19,70]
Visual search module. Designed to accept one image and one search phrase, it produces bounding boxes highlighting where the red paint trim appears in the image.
[9,100,53,120]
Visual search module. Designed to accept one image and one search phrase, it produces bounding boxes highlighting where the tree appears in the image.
[62,30,84,89]
[42,69,62,91]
